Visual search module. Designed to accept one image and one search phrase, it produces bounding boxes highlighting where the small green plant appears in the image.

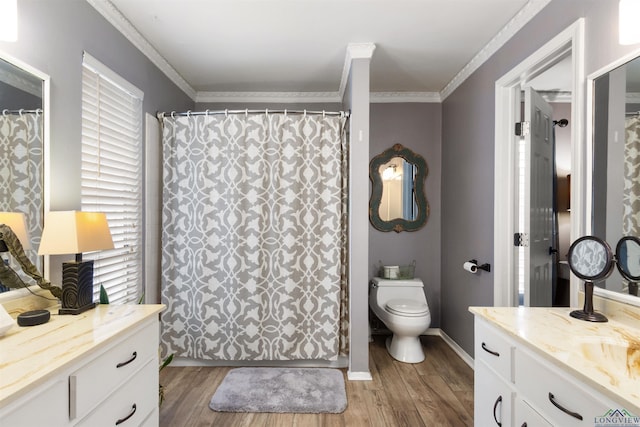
[99,284,109,304]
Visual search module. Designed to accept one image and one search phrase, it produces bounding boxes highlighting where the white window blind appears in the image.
[81,53,143,305]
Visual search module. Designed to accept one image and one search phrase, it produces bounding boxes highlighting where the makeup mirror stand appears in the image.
[570,281,608,322]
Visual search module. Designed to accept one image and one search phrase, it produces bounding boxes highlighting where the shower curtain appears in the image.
[0,111,44,284]
[623,115,640,235]
[160,112,349,361]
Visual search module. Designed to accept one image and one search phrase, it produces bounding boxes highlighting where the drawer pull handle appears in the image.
[548,392,583,420]
[492,395,502,426]
[115,403,137,425]
[116,351,137,368]
[482,342,500,357]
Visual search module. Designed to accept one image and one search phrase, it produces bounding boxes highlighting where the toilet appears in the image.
[369,277,431,363]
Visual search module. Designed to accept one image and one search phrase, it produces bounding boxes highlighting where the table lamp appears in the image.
[0,212,31,253]
[38,211,113,315]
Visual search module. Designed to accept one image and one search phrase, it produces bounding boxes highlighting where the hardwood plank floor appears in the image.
[159,335,474,426]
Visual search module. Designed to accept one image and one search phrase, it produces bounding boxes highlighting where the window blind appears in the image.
[81,54,143,305]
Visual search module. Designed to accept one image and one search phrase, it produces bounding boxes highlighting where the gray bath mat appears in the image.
[209,367,347,413]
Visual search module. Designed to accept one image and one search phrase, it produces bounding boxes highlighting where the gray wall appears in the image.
[441,0,640,356]
[0,0,194,211]
[369,103,442,326]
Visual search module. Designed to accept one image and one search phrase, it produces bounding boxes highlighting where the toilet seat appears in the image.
[385,299,429,317]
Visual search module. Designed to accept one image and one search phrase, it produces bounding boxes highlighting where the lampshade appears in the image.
[38,211,114,255]
[619,0,640,45]
[0,0,18,42]
[0,212,31,250]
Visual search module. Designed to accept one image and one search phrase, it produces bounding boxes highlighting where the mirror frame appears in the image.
[586,45,640,308]
[0,49,51,305]
[369,143,428,233]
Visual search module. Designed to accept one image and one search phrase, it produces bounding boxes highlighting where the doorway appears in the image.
[493,19,587,308]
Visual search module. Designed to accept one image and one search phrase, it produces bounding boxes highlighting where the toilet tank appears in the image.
[370,277,427,307]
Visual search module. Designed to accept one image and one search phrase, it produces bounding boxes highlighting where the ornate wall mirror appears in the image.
[0,51,48,297]
[369,144,428,232]
[590,52,640,304]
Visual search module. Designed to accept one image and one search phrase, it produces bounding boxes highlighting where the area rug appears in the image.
[209,367,347,413]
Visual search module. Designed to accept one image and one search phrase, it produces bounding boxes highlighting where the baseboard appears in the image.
[347,370,373,381]
[434,328,474,369]
[171,355,349,368]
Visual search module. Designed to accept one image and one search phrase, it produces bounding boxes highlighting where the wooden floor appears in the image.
[159,335,474,427]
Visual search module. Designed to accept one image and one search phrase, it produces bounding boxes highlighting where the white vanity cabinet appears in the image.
[0,304,165,427]
[471,308,639,427]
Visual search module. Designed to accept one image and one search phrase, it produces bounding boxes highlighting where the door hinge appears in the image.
[514,233,529,247]
[515,121,530,136]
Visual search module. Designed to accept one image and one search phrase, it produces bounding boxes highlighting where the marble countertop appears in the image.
[0,304,165,408]
[470,306,640,415]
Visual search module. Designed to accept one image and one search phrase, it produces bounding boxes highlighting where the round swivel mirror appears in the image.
[567,236,612,322]
[615,236,640,296]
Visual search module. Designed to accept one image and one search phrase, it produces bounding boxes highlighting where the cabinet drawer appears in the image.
[475,318,514,383]
[515,397,553,427]
[0,379,68,427]
[515,347,618,426]
[71,320,159,420]
[76,358,157,427]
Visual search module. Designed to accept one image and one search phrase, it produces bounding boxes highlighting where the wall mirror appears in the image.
[0,51,48,296]
[369,144,428,232]
[590,51,640,304]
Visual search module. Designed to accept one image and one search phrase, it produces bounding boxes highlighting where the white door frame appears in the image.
[494,19,586,307]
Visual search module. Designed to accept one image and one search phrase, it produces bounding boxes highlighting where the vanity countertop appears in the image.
[0,304,165,408]
[469,306,640,415]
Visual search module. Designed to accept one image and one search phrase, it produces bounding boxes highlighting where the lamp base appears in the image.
[59,260,96,315]
[570,309,608,323]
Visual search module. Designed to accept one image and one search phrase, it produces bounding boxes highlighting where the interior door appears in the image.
[523,87,554,307]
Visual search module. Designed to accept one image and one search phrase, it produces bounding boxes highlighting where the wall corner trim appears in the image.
[347,370,373,381]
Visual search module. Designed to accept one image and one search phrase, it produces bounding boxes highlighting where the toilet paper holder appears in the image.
[467,259,491,273]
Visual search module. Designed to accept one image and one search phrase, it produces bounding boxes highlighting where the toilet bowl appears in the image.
[369,277,431,363]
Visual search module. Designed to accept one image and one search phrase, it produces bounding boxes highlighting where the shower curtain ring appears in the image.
[265,108,269,116]
[187,110,191,117]
[171,111,175,118]
[323,110,326,118]
[284,109,287,116]
[205,109,210,116]
[245,109,248,117]
[18,109,24,117]
[224,109,228,117]
[304,109,307,118]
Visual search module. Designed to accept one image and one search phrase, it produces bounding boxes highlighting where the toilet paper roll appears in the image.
[463,261,478,274]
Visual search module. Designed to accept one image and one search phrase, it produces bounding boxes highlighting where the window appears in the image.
[81,52,143,305]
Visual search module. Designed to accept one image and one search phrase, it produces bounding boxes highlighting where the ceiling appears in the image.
[90,0,550,102]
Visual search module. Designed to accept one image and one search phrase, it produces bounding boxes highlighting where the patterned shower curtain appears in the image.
[160,112,349,361]
[0,111,44,278]
[623,115,640,235]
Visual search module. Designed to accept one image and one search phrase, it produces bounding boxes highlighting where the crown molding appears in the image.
[195,91,342,104]
[370,92,441,103]
[87,0,196,100]
[440,0,551,101]
[339,42,377,100]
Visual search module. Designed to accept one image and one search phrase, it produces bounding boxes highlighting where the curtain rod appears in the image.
[157,109,349,119]
[2,109,43,116]
[626,111,640,116]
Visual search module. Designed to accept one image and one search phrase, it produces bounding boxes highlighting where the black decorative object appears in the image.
[59,259,96,315]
